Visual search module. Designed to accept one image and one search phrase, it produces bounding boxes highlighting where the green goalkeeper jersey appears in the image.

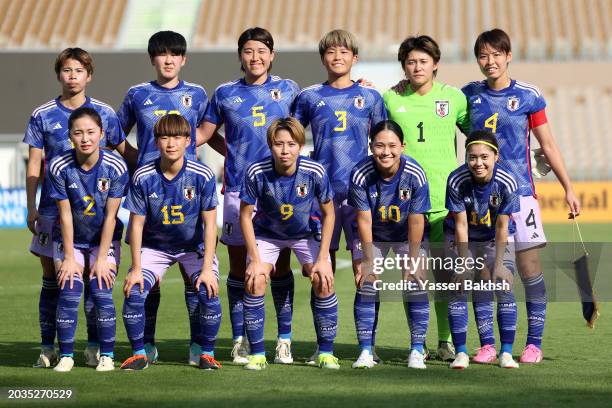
[384,81,469,213]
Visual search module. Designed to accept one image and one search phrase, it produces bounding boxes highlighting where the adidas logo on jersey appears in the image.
[68,183,78,189]
[473,97,482,104]
[149,192,159,199]
[232,97,244,104]
[53,122,62,130]
[144,99,153,106]
[316,100,326,108]
[531,232,540,239]
[395,106,407,113]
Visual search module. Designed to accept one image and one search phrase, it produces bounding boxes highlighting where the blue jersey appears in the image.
[205,75,300,192]
[240,157,333,241]
[124,159,218,253]
[48,150,128,248]
[462,80,546,197]
[23,97,126,217]
[117,80,208,167]
[293,82,387,199]
[444,162,520,241]
[349,155,431,242]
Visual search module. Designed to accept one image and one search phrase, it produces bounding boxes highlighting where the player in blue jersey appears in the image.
[24,48,131,369]
[197,27,301,364]
[349,120,431,369]
[121,114,221,371]
[444,130,520,369]
[239,117,337,370]
[47,108,128,372]
[117,30,218,366]
[463,29,580,363]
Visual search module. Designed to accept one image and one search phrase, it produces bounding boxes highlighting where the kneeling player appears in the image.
[121,114,221,370]
[444,131,520,369]
[349,120,431,369]
[49,108,128,372]
[240,118,337,370]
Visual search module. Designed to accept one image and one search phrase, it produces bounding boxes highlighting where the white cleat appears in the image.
[84,345,100,367]
[95,355,115,372]
[352,350,375,369]
[499,352,519,369]
[188,344,201,366]
[306,346,319,366]
[53,356,74,372]
[407,349,427,369]
[274,338,294,364]
[449,352,470,369]
[33,348,58,368]
[231,336,250,365]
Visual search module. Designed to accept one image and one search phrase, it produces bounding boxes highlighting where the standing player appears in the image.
[445,131,520,369]
[117,30,212,366]
[24,48,130,368]
[121,114,221,371]
[197,27,300,364]
[48,108,128,372]
[239,118,337,370]
[462,29,580,363]
[349,120,431,369]
[384,35,470,361]
[292,30,387,363]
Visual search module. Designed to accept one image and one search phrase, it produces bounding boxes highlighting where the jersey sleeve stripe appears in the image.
[49,153,74,176]
[247,161,273,179]
[515,81,542,97]
[186,162,214,181]
[128,82,150,92]
[404,162,427,186]
[133,163,156,183]
[449,173,471,190]
[103,153,128,173]
[352,161,375,186]
[448,169,471,189]
[497,169,519,192]
[90,98,115,112]
[183,81,206,92]
[32,100,56,117]
[103,156,128,175]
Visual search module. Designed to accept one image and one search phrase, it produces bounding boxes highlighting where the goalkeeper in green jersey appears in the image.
[384,35,469,361]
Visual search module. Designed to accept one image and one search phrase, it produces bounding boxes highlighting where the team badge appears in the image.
[435,100,449,117]
[489,193,500,207]
[296,183,308,197]
[97,178,110,192]
[181,94,192,108]
[270,89,282,101]
[354,96,365,109]
[507,96,520,111]
[183,186,195,200]
[38,232,49,247]
[399,188,411,201]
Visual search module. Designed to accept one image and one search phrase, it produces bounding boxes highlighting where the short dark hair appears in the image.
[148,31,187,58]
[54,48,94,79]
[153,114,191,138]
[465,130,499,153]
[369,120,405,144]
[473,28,512,57]
[68,107,102,132]
[397,35,441,76]
[238,27,274,54]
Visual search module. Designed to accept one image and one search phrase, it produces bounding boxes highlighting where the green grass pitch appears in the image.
[0,225,611,407]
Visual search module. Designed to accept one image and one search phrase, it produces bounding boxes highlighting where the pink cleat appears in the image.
[519,344,543,363]
[472,344,497,364]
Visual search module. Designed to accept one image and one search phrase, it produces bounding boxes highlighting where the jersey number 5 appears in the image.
[252,106,266,127]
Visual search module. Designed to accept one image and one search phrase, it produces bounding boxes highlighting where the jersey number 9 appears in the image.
[280,204,293,221]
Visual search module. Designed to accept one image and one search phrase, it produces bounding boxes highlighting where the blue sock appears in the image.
[473,290,495,346]
[227,276,245,340]
[122,270,154,353]
[404,291,429,352]
[101,352,114,358]
[354,282,376,351]
[522,274,547,348]
[83,274,99,346]
[90,275,116,356]
[271,274,294,340]
[39,277,59,347]
[314,293,338,354]
[448,293,468,352]
[56,277,83,356]
[134,349,146,356]
[496,290,517,351]
[184,282,203,346]
[143,282,160,345]
[244,293,266,355]
[196,282,222,355]
[61,353,74,358]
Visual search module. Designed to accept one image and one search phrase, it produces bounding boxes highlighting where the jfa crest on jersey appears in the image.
[444,162,520,241]
[23,97,126,217]
[204,75,300,192]
[124,159,218,253]
[241,157,333,240]
[349,155,430,242]
[293,82,387,199]
[48,150,128,248]
[462,80,547,197]
[117,80,209,167]
[436,100,449,117]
